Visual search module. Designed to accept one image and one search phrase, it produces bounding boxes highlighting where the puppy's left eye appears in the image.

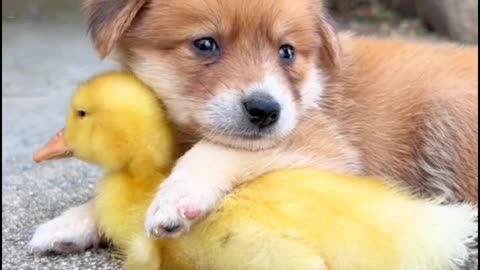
[279,44,295,64]
[192,37,220,57]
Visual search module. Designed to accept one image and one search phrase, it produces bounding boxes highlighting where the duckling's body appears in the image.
[95,171,162,269]
[37,72,477,270]
[98,168,476,270]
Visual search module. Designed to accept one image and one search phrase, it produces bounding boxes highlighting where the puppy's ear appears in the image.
[317,14,341,69]
[312,2,341,70]
[83,0,147,59]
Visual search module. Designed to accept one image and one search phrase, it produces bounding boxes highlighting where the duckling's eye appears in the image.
[77,110,87,119]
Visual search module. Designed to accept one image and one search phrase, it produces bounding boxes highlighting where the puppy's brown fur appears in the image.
[83,0,477,203]
[84,0,477,209]
[325,36,478,202]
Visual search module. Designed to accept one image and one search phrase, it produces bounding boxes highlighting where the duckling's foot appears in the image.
[28,202,100,255]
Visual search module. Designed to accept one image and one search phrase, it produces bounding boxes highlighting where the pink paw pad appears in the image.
[312,261,328,270]
[180,207,202,220]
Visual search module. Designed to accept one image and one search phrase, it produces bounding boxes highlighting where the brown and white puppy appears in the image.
[85,0,478,236]
[29,0,478,264]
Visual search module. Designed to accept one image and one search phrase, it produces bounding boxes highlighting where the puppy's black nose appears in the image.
[243,95,281,128]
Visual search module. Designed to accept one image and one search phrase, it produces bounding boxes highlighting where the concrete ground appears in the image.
[2,20,121,269]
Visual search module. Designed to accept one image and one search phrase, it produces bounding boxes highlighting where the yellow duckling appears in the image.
[34,71,477,270]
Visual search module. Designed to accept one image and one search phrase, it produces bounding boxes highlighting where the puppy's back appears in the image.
[325,35,478,203]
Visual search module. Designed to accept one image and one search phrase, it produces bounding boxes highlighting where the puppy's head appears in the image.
[84,0,340,150]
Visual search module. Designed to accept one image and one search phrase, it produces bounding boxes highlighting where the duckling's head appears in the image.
[34,72,176,174]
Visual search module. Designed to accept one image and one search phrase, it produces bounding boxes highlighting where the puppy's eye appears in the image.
[279,44,295,64]
[192,37,219,57]
[77,110,87,118]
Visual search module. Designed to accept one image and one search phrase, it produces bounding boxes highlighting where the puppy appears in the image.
[29,0,478,264]
[83,0,478,235]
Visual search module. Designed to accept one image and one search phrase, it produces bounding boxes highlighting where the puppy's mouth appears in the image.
[210,122,273,137]
[237,133,268,140]
[201,126,287,151]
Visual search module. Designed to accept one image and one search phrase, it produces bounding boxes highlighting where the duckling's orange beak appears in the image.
[33,128,74,163]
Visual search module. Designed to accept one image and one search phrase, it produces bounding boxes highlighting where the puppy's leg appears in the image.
[29,201,100,255]
[145,114,361,239]
[145,140,307,239]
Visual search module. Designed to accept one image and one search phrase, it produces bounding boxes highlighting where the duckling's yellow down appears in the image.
[64,72,476,270]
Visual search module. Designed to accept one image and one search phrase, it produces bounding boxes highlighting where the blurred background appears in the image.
[2,1,478,270]
[327,0,478,43]
[2,0,479,43]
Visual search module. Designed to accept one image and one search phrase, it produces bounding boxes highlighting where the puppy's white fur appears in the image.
[28,202,99,254]
[298,67,326,111]
[203,73,298,150]
[145,140,310,237]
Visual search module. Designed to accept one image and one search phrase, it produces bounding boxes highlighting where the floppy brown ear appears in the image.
[312,2,341,70]
[317,13,341,70]
[83,0,147,59]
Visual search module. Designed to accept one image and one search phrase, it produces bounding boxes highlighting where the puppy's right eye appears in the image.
[192,37,220,57]
[279,44,295,64]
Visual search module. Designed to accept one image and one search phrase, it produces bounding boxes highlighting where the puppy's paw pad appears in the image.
[145,203,192,239]
[149,222,185,238]
[180,207,202,220]
[146,196,210,238]
[52,241,85,254]
[311,259,328,270]
[146,176,222,239]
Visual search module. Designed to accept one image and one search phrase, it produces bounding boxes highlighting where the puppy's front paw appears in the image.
[28,204,100,255]
[145,179,221,239]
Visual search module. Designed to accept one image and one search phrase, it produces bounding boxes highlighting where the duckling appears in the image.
[34,71,477,270]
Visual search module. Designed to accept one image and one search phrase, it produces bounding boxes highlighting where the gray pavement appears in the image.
[2,20,122,269]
